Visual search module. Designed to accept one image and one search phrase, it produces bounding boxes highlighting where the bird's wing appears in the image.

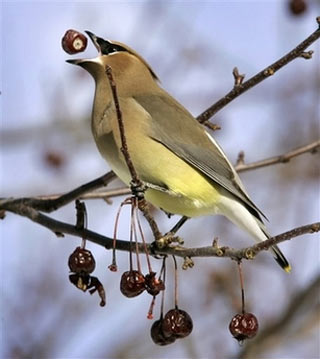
[134,93,266,221]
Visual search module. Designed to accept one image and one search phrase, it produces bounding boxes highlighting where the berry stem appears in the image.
[75,200,88,249]
[81,238,87,249]
[131,198,144,274]
[130,199,137,272]
[111,200,125,270]
[172,255,179,309]
[135,200,153,273]
[111,197,131,271]
[160,257,167,318]
[237,261,246,314]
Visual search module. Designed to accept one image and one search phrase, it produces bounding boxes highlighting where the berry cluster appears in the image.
[66,199,260,345]
[151,308,193,346]
[120,270,165,298]
[108,198,193,345]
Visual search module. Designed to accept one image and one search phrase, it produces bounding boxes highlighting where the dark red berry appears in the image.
[162,309,193,339]
[68,247,96,274]
[62,29,87,54]
[229,312,259,341]
[120,270,146,298]
[150,319,176,346]
[288,0,307,15]
[145,272,165,296]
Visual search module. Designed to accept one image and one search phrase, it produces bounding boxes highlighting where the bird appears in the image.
[67,31,290,272]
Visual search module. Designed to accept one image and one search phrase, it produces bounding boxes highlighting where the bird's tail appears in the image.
[259,222,291,273]
[271,244,291,273]
[218,193,291,272]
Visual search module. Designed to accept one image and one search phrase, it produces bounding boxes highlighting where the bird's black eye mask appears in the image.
[96,37,127,55]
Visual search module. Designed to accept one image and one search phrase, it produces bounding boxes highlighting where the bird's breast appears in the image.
[91,97,222,217]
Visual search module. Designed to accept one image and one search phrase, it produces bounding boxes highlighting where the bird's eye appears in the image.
[108,44,127,54]
[97,38,127,55]
[110,46,118,53]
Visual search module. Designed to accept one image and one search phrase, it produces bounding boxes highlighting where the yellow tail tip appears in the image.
[284,265,292,273]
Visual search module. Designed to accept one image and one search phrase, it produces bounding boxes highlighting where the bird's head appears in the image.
[67,31,158,94]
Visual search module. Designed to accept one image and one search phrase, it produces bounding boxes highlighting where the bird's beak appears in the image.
[85,30,101,52]
[66,58,86,66]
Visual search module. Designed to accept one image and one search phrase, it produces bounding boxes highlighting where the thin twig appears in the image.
[29,187,131,202]
[138,199,162,240]
[248,222,320,254]
[299,50,314,59]
[236,151,245,166]
[0,171,116,213]
[232,67,245,87]
[235,140,320,173]
[204,122,221,131]
[81,188,130,200]
[197,23,320,123]
[105,66,142,189]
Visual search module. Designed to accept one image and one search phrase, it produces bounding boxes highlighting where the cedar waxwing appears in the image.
[67,31,290,272]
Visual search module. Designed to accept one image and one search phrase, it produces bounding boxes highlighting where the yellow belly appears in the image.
[144,185,220,217]
[95,131,221,217]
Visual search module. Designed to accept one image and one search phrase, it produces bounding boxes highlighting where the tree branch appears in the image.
[235,140,320,172]
[197,21,320,124]
[0,171,116,213]
[2,198,319,262]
